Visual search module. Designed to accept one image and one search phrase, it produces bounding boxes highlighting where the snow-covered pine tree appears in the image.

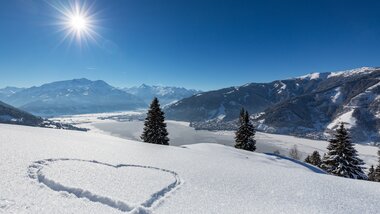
[244,110,257,151]
[310,151,321,166]
[305,151,322,166]
[368,165,375,181]
[320,123,367,179]
[374,150,380,182]
[141,97,169,145]
[234,109,256,152]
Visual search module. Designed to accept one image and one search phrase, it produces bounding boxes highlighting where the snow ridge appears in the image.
[28,158,183,213]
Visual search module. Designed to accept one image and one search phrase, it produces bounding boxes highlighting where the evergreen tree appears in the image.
[141,97,169,145]
[367,165,375,181]
[304,155,312,164]
[320,123,367,179]
[234,109,256,152]
[235,108,246,149]
[238,108,245,126]
[312,151,321,166]
[374,150,380,182]
[304,151,321,166]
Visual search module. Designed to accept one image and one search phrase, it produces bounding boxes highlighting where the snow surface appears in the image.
[331,87,342,103]
[298,72,320,80]
[327,109,357,130]
[1,124,380,214]
[0,125,380,213]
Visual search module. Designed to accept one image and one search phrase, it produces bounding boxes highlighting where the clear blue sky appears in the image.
[0,0,379,90]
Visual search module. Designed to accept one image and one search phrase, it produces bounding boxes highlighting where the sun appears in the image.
[69,15,88,31]
[48,0,101,48]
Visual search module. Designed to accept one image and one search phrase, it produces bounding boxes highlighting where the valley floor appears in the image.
[53,111,380,169]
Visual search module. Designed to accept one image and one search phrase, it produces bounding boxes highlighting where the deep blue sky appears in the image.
[0,0,379,90]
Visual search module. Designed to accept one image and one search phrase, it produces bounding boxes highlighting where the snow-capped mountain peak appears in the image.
[327,66,378,78]
[123,84,201,105]
[296,67,378,81]
[297,72,322,80]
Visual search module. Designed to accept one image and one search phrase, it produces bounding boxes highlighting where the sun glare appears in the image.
[70,15,87,31]
[48,1,100,48]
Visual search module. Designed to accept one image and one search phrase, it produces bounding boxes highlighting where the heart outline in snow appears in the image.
[27,158,183,213]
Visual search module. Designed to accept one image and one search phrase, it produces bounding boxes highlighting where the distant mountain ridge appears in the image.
[0,78,146,116]
[0,86,24,100]
[123,84,201,105]
[0,79,200,116]
[166,67,380,144]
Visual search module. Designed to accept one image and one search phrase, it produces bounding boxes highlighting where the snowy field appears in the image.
[53,111,380,169]
[1,123,380,213]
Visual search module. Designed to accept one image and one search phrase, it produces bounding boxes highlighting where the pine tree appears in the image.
[304,155,312,164]
[305,151,322,166]
[235,108,246,149]
[141,97,169,145]
[311,151,321,166]
[238,108,245,125]
[234,109,256,152]
[374,149,380,182]
[368,165,375,181]
[320,123,367,179]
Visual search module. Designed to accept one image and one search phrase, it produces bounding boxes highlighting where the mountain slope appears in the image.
[166,75,326,121]
[0,100,43,126]
[256,67,380,142]
[0,86,24,101]
[1,124,380,213]
[123,84,201,105]
[166,67,380,143]
[1,78,146,116]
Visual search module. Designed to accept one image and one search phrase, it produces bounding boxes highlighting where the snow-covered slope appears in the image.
[1,124,380,213]
[0,100,42,126]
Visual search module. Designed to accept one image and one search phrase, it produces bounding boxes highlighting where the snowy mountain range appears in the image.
[123,84,201,105]
[166,67,380,144]
[2,67,380,143]
[0,78,146,116]
[0,79,200,117]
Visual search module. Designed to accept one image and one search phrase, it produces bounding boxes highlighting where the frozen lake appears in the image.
[53,112,379,167]
[93,120,302,156]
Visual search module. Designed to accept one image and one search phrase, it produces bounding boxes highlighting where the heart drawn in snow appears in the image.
[28,158,182,213]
